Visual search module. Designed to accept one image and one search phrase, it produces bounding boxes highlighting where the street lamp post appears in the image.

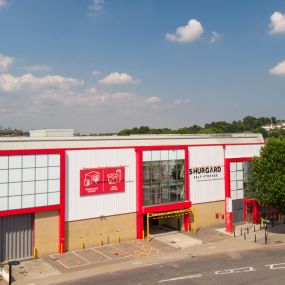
[7,260,20,285]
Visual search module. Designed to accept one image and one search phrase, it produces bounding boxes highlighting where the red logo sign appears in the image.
[80,167,125,196]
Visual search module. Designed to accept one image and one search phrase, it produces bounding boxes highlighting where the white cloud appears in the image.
[209,31,220,43]
[25,65,51,72]
[173,99,191,105]
[145,96,162,104]
[269,60,285,76]
[269,11,285,34]
[0,0,8,9]
[99,72,139,85]
[0,55,13,71]
[165,19,204,43]
[88,0,104,16]
[92,69,100,76]
[0,73,83,92]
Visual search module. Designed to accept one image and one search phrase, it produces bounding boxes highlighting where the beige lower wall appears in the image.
[66,212,136,251]
[34,210,59,256]
[191,200,225,229]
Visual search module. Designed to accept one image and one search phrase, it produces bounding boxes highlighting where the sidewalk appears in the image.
[1,223,285,285]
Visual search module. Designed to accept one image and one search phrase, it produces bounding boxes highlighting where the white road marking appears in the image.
[72,251,91,264]
[158,274,202,283]
[215,266,256,275]
[265,263,285,270]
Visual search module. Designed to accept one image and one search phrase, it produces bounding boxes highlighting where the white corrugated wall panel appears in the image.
[225,144,263,159]
[66,149,136,221]
[189,146,225,204]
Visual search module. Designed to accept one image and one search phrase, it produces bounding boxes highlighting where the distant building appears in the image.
[261,121,285,131]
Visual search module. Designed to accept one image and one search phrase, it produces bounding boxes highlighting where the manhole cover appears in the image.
[275,240,282,244]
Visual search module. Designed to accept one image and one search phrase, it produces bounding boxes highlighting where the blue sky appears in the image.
[0,0,284,132]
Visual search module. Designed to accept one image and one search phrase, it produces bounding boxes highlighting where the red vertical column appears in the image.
[184,146,190,231]
[224,152,233,232]
[59,151,66,253]
[136,149,143,239]
[253,201,259,224]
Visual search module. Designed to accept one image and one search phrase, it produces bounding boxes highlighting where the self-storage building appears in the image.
[0,130,264,262]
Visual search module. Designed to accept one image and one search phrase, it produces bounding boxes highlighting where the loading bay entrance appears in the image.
[144,208,196,241]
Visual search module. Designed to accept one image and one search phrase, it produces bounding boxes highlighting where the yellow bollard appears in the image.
[80,238,84,250]
[33,246,37,258]
[187,224,190,232]
[99,233,103,246]
[142,230,145,240]
[116,231,120,243]
[193,207,197,235]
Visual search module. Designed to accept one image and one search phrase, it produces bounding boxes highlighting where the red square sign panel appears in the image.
[80,167,125,196]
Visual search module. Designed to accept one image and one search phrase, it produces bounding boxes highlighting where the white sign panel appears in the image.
[189,146,225,204]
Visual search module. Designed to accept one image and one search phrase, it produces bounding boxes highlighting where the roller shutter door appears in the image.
[0,214,33,262]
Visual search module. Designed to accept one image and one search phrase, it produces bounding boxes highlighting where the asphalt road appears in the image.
[55,246,285,285]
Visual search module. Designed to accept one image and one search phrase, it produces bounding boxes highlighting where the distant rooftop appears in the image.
[29,129,74,138]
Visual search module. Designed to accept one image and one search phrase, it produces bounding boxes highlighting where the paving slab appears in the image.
[151,231,203,249]
[74,248,109,263]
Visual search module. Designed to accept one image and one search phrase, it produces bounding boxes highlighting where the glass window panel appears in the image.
[160,161,169,181]
[9,182,21,196]
[48,154,60,167]
[237,190,244,199]
[169,150,176,160]
[35,180,47,193]
[177,182,185,200]
[151,151,160,161]
[169,161,177,181]
[230,171,237,181]
[36,155,48,167]
[237,162,243,171]
[176,160,184,180]
[9,156,22,169]
[160,150,169,161]
[36,167,48,180]
[143,151,151,162]
[23,155,35,168]
[23,168,35,181]
[237,180,243,190]
[0,156,8,169]
[22,195,35,208]
[143,162,151,183]
[176,150,185,159]
[230,163,236,172]
[9,196,21,209]
[0,197,8,210]
[143,185,151,205]
[48,167,60,179]
[9,169,21,183]
[48,179,60,192]
[236,171,243,181]
[35,193,47,207]
[0,183,8,197]
[22,181,35,195]
[151,162,160,183]
[151,184,161,204]
[231,190,237,200]
[161,183,169,202]
[231,181,237,191]
[48,192,60,205]
[0,170,8,183]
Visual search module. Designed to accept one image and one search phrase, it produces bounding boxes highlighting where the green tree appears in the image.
[249,138,285,212]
